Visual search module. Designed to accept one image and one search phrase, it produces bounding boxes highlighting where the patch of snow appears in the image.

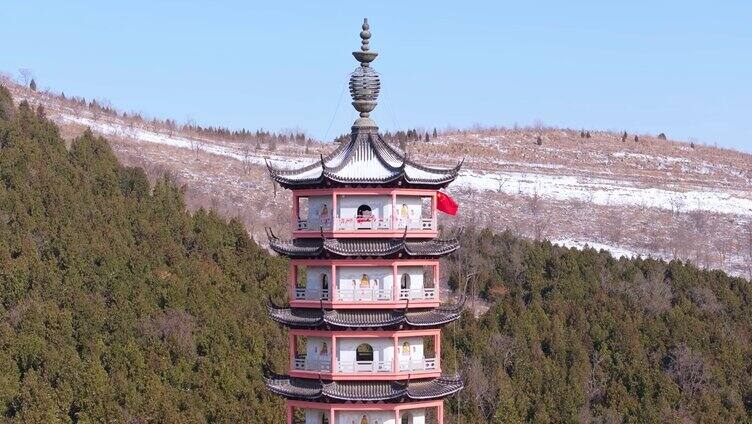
[57,114,311,168]
[551,238,645,259]
[612,151,690,165]
[55,113,752,218]
[453,169,752,217]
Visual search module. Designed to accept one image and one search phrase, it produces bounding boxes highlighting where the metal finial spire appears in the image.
[350,18,380,129]
[360,18,371,52]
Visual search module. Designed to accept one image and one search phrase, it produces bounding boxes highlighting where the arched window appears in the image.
[321,274,328,291]
[401,412,412,424]
[360,415,369,424]
[319,204,329,220]
[320,342,328,356]
[356,343,374,362]
[400,273,410,290]
[357,204,372,217]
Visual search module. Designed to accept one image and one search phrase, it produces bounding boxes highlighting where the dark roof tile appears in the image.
[266,232,459,259]
[267,299,464,330]
[267,130,463,189]
[264,374,463,402]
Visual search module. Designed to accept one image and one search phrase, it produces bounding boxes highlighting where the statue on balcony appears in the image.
[320,341,328,356]
[319,204,329,222]
[400,203,409,219]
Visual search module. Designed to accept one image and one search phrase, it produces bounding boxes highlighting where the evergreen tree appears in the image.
[0,86,288,422]
[1,84,750,423]
[443,228,752,423]
[29,78,37,91]
[0,84,13,121]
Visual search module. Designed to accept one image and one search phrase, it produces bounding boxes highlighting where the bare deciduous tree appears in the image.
[666,343,710,397]
[138,308,196,357]
[669,197,685,216]
[689,286,722,314]
[189,137,203,159]
[464,357,500,421]
[242,142,254,175]
[18,68,33,86]
[489,334,518,369]
[527,189,551,241]
[586,351,606,405]
[632,272,673,315]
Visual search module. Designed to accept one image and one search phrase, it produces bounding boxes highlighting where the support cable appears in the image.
[323,76,349,143]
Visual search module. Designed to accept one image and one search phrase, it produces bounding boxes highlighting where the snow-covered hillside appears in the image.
[7,80,752,277]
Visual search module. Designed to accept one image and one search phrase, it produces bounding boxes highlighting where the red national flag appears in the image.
[436,191,458,216]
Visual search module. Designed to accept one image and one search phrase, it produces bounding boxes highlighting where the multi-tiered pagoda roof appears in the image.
[266,229,460,259]
[267,299,464,330]
[267,130,463,189]
[265,17,462,190]
[265,374,463,402]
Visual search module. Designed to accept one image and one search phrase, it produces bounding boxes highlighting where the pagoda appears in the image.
[265,19,464,424]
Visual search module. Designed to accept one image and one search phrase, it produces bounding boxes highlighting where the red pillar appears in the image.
[434,262,440,301]
[330,263,337,301]
[392,263,398,301]
[394,408,400,424]
[391,192,397,230]
[290,263,297,299]
[289,333,296,369]
[286,402,293,424]
[431,192,437,228]
[331,334,337,373]
[329,407,336,424]
[292,193,299,229]
[332,192,338,230]
[437,402,444,423]
[435,329,441,370]
[392,334,399,373]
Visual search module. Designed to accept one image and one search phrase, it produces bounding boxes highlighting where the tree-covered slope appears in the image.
[443,228,752,423]
[0,86,288,423]
[2,84,752,423]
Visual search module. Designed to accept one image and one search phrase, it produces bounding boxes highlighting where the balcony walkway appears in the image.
[293,356,437,374]
[294,288,436,302]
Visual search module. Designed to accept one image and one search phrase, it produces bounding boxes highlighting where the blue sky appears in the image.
[2,1,750,151]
